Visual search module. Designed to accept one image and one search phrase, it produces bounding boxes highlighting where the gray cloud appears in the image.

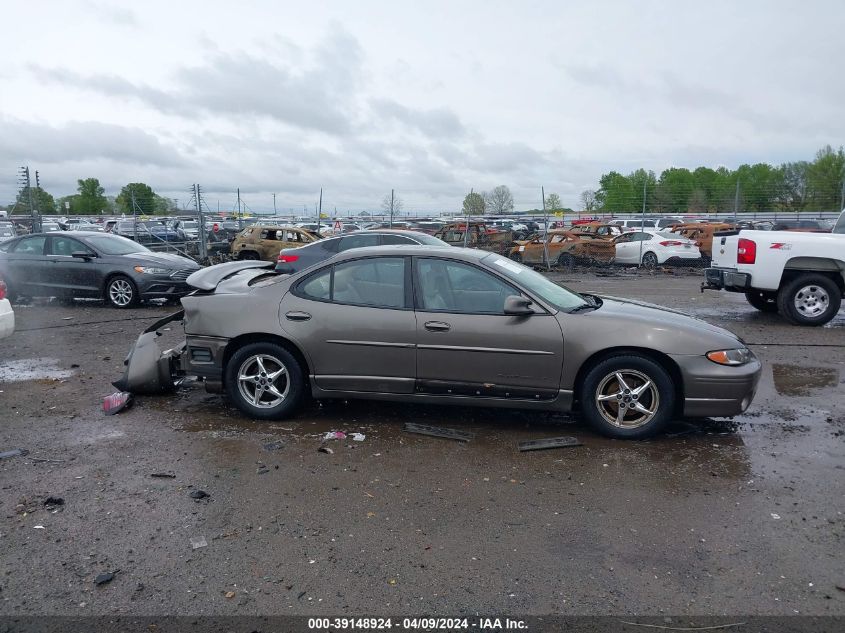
[371,99,465,138]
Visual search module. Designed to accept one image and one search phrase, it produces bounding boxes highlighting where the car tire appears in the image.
[641,252,658,269]
[580,355,675,439]
[557,253,574,269]
[105,275,139,309]
[238,251,260,261]
[744,290,778,313]
[224,342,305,420]
[777,274,842,326]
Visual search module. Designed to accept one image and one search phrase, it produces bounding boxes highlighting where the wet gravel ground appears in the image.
[0,270,843,617]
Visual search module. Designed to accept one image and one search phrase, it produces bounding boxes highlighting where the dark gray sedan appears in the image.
[119,246,761,439]
[0,232,200,308]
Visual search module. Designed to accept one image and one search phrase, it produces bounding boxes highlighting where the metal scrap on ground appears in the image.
[0,448,29,459]
[403,423,475,442]
[518,436,582,451]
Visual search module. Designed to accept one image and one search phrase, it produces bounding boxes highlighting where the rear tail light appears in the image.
[277,254,300,263]
[0,281,6,301]
[659,240,684,246]
[737,238,757,264]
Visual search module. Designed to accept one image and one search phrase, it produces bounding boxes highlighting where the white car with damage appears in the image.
[702,211,845,326]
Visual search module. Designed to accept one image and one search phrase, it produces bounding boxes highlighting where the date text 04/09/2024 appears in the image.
[307,617,528,630]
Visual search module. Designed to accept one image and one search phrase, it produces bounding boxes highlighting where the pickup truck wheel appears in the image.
[745,290,778,313]
[224,342,304,420]
[580,355,675,439]
[777,274,841,326]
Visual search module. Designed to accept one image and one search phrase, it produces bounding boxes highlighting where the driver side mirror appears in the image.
[72,251,96,260]
[504,295,534,316]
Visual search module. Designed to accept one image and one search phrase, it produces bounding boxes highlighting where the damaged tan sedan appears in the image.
[115,246,761,439]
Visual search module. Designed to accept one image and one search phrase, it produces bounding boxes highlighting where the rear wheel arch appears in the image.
[222,333,311,380]
[779,258,845,292]
[572,347,684,417]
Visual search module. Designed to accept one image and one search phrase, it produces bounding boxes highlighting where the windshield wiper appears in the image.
[568,303,596,313]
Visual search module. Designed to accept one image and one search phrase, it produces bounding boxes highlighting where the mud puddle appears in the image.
[772,363,841,396]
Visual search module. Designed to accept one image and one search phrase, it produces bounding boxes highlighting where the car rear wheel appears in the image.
[641,252,658,269]
[580,355,675,439]
[745,290,778,313]
[238,251,260,260]
[105,275,139,309]
[224,342,304,420]
[777,274,841,326]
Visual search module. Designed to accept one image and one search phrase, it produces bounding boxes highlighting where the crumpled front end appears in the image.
[112,310,186,394]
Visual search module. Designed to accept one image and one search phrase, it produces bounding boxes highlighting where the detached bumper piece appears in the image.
[112,310,186,394]
[701,267,751,292]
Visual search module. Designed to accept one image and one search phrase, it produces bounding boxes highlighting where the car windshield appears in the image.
[834,211,845,234]
[480,253,589,312]
[181,221,198,229]
[86,234,150,255]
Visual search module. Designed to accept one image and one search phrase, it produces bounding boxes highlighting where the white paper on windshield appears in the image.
[493,258,522,274]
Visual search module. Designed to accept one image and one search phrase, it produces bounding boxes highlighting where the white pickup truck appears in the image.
[702,211,845,326]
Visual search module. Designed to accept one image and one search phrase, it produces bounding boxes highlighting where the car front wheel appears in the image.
[641,252,659,269]
[224,342,304,420]
[105,275,139,308]
[580,355,675,439]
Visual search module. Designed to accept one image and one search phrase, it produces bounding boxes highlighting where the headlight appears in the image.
[706,348,752,366]
[134,266,172,275]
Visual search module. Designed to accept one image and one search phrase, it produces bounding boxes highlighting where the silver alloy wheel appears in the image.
[109,278,134,307]
[595,369,660,429]
[794,284,829,317]
[641,252,658,269]
[236,354,290,409]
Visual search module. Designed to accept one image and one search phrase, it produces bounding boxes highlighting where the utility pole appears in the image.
[733,180,740,225]
[840,179,845,211]
[273,192,277,214]
[131,190,138,242]
[638,178,647,266]
[463,188,473,248]
[195,184,207,260]
[237,188,242,228]
[19,166,39,233]
[389,189,395,228]
[317,188,323,228]
[541,186,550,270]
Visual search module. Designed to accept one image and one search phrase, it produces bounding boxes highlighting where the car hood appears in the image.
[129,252,200,269]
[186,260,273,290]
[567,295,743,354]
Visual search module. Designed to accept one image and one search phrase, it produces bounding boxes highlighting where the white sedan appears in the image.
[613,230,701,267]
[0,280,13,340]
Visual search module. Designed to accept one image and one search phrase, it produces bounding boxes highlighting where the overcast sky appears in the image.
[2,0,843,213]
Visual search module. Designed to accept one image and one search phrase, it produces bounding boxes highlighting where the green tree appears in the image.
[657,168,695,213]
[15,186,56,214]
[544,192,562,212]
[806,145,845,210]
[462,191,485,215]
[116,182,157,215]
[596,171,632,212]
[74,178,108,215]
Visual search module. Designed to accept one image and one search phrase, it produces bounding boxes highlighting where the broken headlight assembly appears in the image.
[706,348,753,366]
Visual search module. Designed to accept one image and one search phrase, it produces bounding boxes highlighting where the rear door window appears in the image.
[12,236,46,255]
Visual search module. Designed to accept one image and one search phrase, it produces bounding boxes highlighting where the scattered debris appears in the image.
[324,431,347,440]
[189,490,210,501]
[262,440,285,451]
[518,436,582,452]
[836,585,845,593]
[350,433,366,442]
[297,591,306,600]
[771,513,782,520]
[150,473,176,479]
[102,391,133,415]
[190,536,208,549]
[43,496,64,508]
[33,525,45,530]
[0,448,29,459]
[403,423,474,442]
[225,591,236,599]
[318,446,334,455]
[94,571,117,586]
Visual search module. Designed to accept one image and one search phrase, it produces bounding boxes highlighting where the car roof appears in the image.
[327,245,488,262]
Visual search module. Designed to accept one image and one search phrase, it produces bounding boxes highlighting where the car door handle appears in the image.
[424,321,451,332]
[285,311,311,321]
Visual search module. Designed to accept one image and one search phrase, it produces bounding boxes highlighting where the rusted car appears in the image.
[434,222,513,254]
[230,225,318,261]
[510,230,615,266]
[568,223,625,238]
[669,223,735,260]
